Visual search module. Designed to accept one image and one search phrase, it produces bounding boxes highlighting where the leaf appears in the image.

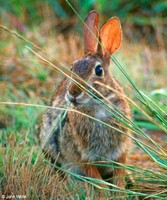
[150,88,167,98]
[48,0,69,18]
[134,121,161,130]
[137,142,167,168]
[153,2,167,12]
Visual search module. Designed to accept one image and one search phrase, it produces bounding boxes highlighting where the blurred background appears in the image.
[1,0,167,42]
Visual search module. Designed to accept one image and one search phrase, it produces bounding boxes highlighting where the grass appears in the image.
[0,3,167,200]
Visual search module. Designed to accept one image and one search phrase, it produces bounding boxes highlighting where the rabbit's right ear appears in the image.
[98,17,122,58]
[83,10,99,54]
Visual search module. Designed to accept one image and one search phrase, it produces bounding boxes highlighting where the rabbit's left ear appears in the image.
[98,17,122,57]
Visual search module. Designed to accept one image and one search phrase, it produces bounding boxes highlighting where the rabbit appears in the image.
[39,10,132,191]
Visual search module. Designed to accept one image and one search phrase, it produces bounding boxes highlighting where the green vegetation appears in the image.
[0,1,167,199]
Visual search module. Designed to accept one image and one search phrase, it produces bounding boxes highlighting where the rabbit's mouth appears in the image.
[65,91,89,105]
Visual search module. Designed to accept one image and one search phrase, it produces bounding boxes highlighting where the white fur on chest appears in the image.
[95,108,107,119]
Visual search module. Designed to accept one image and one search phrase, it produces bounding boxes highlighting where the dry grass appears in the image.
[0,136,109,199]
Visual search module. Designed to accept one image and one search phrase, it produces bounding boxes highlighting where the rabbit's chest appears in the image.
[61,111,124,162]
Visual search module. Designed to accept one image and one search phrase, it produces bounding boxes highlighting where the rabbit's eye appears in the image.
[95,65,103,76]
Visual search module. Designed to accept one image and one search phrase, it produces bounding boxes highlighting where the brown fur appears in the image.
[39,10,132,191]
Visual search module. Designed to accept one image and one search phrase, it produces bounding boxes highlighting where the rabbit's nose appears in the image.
[68,84,82,99]
[65,85,83,104]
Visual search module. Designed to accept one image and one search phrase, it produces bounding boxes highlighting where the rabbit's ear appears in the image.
[84,10,99,54]
[98,17,122,57]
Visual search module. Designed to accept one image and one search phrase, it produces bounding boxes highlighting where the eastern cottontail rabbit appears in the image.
[40,10,132,190]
